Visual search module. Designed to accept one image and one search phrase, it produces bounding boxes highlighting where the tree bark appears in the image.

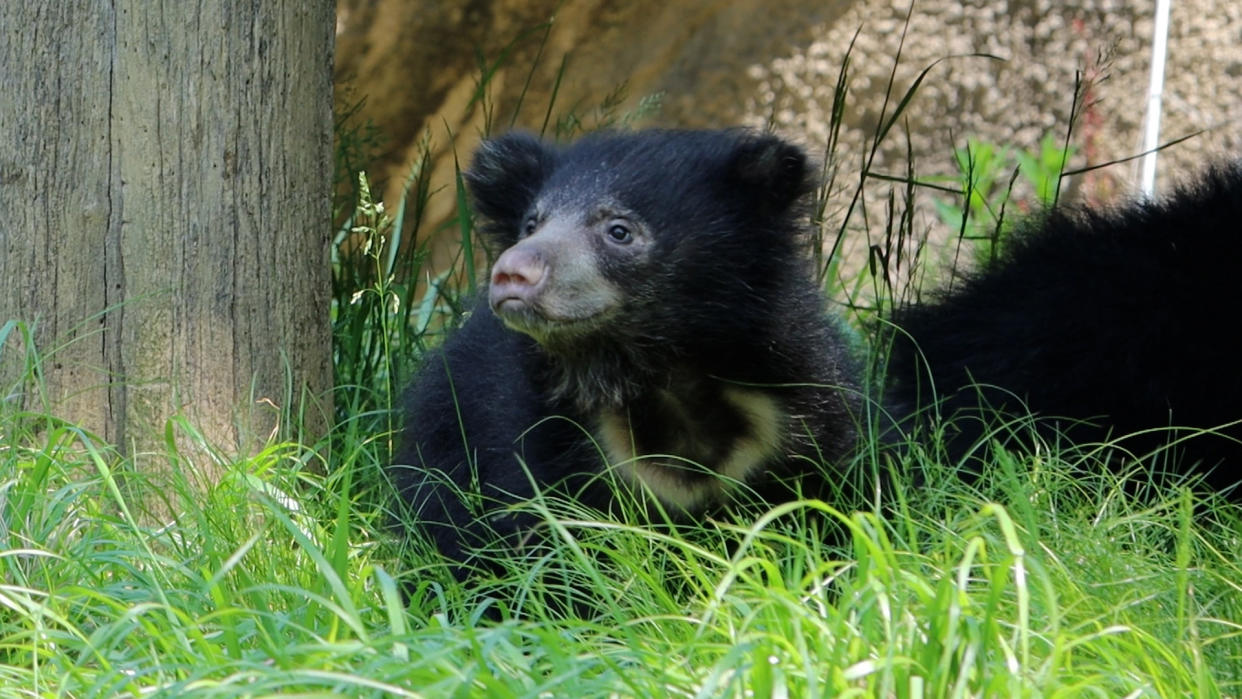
[1,3,334,462]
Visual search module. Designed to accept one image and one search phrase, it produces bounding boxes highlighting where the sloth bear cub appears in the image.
[391,129,865,574]
[392,127,1242,580]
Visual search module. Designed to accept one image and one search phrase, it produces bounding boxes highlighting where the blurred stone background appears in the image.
[334,0,1241,270]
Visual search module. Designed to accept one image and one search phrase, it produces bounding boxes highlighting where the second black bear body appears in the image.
[888,165,1242,486]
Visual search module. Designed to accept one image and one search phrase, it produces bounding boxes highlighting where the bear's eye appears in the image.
[521,217,538,238]
[606,222,633,244]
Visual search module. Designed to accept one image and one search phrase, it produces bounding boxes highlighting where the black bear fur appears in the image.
[392,127,1242,581]
[887,165,1242,489]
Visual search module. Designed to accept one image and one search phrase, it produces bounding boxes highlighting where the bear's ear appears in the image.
[465,132,557,248]
[728,133,816,214]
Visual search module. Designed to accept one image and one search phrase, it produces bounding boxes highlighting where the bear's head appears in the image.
[465,129,817,354]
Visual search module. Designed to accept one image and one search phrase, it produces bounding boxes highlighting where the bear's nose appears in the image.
[489,247,547,311]
[491,247,546,288]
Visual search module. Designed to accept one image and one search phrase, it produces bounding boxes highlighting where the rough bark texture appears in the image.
[1,3,334,461]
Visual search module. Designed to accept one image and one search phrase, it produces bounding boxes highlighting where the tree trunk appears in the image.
[1,3,334,463]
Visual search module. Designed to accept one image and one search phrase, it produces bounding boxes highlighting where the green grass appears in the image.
[2,382,1241,695]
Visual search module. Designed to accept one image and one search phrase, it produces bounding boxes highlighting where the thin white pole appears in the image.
[1140,0,1172,197]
